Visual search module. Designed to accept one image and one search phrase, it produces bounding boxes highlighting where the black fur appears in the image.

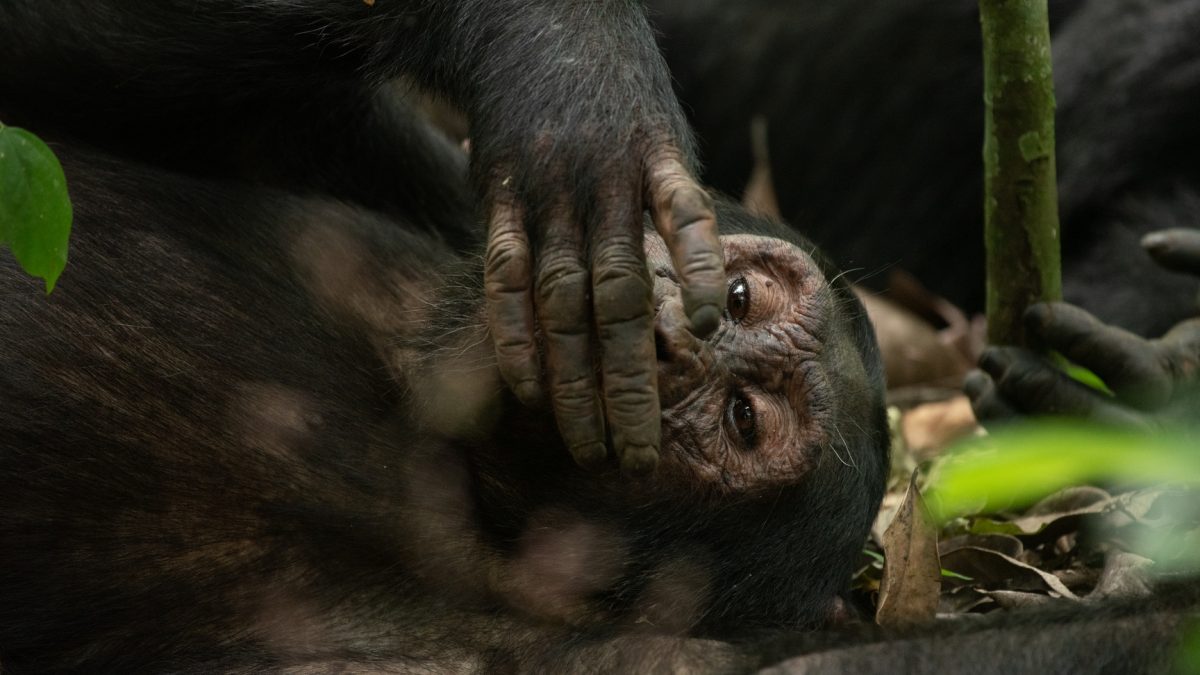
[651,0,1200,336]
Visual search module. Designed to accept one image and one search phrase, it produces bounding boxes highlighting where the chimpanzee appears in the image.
[0,2,891,669]
[0,2,1197,673]
[649,0,1200,338]
[0,137,888,671]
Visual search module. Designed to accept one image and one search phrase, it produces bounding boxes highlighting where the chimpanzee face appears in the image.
[644,232,885,493]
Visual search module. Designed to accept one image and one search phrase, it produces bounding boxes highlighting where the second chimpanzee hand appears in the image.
[471,6,725,473]
[966,229,1200,428]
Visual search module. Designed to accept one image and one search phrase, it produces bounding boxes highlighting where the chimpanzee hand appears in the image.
[473,9,725,474]
[0,0,725,474]
[965,229,1200,428]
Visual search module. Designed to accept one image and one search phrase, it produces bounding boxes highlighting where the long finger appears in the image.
[1024,303,1170,407]
[590,189,660,474]
[646,157,725,337]
[978,347,1149,427]
[485,197,544,406]
[963,369,1021,425]
[1161,318,1200,382]
[1142,229,1200,276]
[534,206,608,469]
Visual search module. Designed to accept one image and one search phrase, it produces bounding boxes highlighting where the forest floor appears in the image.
[855,283,1185,627]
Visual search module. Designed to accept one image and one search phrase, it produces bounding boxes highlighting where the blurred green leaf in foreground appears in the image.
[929,421,1200,521]
[929,420,1200,670]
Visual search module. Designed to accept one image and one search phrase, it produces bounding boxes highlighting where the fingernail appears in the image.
[572,442,608,470]
[1141,232,1169,253]
[1023,304,1050,331]
[620,445,659,475]
[962,370,989,399]
[688,304,722,338]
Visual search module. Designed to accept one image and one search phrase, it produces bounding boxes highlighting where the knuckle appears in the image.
[492,331,535,354]
[593,270,652,324]
[551,376,600,413]
[536,258,589,304]
[485,241,531,285]
[599,340,656,381]
[646,162,703,213]
[486,229,529,261]
[670,185,716,221]
[645,150,690,184]
[679,249,726,284]
[591,242,645,278]
[484,278,530,303]
[603,381,659,413]
[596,318,653,351]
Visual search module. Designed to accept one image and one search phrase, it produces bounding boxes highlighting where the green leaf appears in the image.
[940,568,973,581]
[928,421,1200,521]
[1175,621,1200,674]
[0,124,72,292]
[967,518,1026,536]
[1052,351,1113,395]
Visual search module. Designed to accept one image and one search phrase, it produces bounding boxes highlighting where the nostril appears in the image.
[655,324,672,362]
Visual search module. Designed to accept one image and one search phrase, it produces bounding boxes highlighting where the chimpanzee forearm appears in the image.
[0,0,728,472]
[235,83,477,247]
[0,1,685,139]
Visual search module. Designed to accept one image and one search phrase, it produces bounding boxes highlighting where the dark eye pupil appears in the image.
[727,277,750,321]
[729,395,757,447]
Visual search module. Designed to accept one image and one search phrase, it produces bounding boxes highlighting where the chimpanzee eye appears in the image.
[726,392,758,449]
[726,276,750,322]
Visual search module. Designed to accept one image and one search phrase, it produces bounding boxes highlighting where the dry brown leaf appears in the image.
[940,533,1024,559]
[870,490,907,546]
[1087,551,1154,602]
[1054,566,1101,591]
[741,116,782,220]
[900,396,979,458]
[938,546,1080,600]
[1025,486,1112,516]
[984,589,1059,609]
[938,586,992,614]
[876,471,941,627]
[857,291,972,388]
[1003,488,1169,539]
[882,269,987,365]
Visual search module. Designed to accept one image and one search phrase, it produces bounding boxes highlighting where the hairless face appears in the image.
[645,232,883,492]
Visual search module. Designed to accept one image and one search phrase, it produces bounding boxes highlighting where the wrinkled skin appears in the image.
[647,233,880,490]
[0,0,726,473]
[967,229,1200,430]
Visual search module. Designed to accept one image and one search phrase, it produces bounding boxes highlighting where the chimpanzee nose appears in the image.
[654,297,715,409]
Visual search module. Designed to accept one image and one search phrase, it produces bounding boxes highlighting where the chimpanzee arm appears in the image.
[0,1,727,472]
[966,228,1200,427]
[755,583,1198,675]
